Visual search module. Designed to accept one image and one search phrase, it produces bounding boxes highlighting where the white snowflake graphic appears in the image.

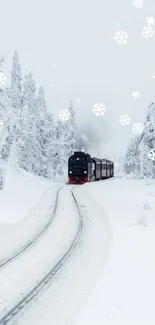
[146,16,155,26]
[132,90,140,99]
[52,63,56,69]
[76,99,80,103]
[0,72,7,86]
[49,84,54,88]
[59,109,70,121]
[132,123,144,134]
[119,114,130,126]
[142,26,154,39]
[148,149,155,161]
[0,120,4,131]
[92,103,106,116]
[133,0,144,8]
[114,30,128,44]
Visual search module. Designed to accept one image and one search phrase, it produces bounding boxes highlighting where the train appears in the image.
[68,151,114,184]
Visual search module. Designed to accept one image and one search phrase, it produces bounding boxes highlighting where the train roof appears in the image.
[69,152,114,164]
[92,157,114,164]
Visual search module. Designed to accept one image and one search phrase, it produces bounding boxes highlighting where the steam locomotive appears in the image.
[68,151,114,184]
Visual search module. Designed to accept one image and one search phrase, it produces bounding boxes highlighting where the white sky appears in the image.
[1,0,155,158]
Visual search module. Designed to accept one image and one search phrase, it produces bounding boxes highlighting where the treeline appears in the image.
[122,102,155,178]
[0,51,90,178]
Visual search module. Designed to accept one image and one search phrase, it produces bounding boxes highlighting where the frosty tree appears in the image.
[19,71,37,172]
[0,57,13,162]
[11,50,22,110]
[0,51,88,180]
[0,57,13,187]
[123,102,155,178]
[9,50,23,170]
[139,102,155,178]
[123,135,141,177]
[63,101,78,158]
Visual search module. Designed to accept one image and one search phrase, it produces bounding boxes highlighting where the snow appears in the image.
[0,185,79,318]
[1,175,155,324]
[0,167,63,265]
[8,183,112,325]
[74,178,155,325]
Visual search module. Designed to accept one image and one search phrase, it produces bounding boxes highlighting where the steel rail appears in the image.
[0,186,83,325]
[0,186,65,269]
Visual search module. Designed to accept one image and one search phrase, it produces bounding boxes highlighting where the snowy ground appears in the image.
[74,177,155,325]
[1,174,155,324]
[0,167,64,264]
[9,184,111,325]
[0,186,80,318]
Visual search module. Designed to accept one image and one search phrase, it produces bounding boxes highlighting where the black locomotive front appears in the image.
[68,151,92,184]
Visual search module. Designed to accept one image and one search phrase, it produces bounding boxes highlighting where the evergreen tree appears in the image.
[0,58,13,162]
[139,102,155,177]
[19,71,37,172]
[60,101,78,162]
[123,102,155,178]
[35,85,47,113]
[67,101,78,155]
[123,135,141,177]
[22,71,36,113]
[34,86,56,177]
[10,51,23,168]
[11,50,22,110]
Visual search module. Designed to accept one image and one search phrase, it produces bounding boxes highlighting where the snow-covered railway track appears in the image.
[0,186,83,325]
[0,186,64,269]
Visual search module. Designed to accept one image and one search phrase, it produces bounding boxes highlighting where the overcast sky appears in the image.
[1,0,155,158]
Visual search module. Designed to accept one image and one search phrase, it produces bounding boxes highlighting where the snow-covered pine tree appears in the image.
[22,71,36,113]
[10,50,23,170]
[35,85,59,178]
[123,102,155,179]
[54,101,78,176]
[0,57,14,187]
[33,85,47,175]
[36,112,54,177]
[0,57,13,162]
[44,111,57,178]
[123,134,141,177]
[139,102,155,178]
[35,85,46,114]
[62,101,78,159]
[11,50,22,110]
[51,119,65,177]
[68,101,78,155]
[19,71,38,172]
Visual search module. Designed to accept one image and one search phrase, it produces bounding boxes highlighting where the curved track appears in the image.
[0,186,65,269]
[0,186,83,325]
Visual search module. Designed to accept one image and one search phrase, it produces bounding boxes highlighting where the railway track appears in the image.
[0,186,83,325]
[0,186,65,269]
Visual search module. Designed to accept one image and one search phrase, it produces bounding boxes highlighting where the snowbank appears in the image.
[74,178,155,325]
[0,167,64,264]
[0,186,79,317]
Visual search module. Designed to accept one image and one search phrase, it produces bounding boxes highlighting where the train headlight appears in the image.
[84,171,87,174]
[69,171,72,174]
